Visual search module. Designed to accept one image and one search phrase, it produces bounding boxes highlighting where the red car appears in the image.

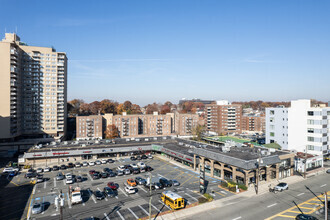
[107,182,119,190]
[89,170,96,175]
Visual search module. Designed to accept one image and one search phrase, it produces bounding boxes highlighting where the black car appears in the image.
[103,168,111,173]
[144,183,155,190]
[145,166,153,172]
[108,171,116,177]
[76,176,83,182]
[295,214,318,220]
[141,155,148,160]
[101,172,108,178]
[136,155,142,160]
[67,163,74,168]
[155,182,164,189]
[60,165,67,170]
[52,166,59,171]
[25,172,37,178]
[93,173,100,180]
[107,159,115,163]
[159,178,172,187]
[130,156,136,161]
[94,190,105,200]
[133,168,140,174]
[103,187,116,197]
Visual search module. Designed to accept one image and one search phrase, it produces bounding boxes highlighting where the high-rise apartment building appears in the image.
[241,114,265,133]
[0,33,67,140]
[266,99,330,155]
[205,100,242,135]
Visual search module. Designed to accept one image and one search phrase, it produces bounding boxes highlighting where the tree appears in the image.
[68,99,84,115]
[145,103,159,114]
[192,124,205,141]
[160,104,171,114]
[79,103,91,115]
[131,104,142,114]
[89,101,101,115]
[105,124,119,139]
[100,99,118,114]
[116,103,125,115]
[123,101,132,112]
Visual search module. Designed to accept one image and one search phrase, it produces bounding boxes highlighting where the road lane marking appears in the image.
[151,204,161,212]
[116,210,125,220]
[297,193,305,196]
[54,178,56,187]
[138,185,148,193]
[320,184,327,188]
[128,207,139,219]
[267,203,277,208]
[278,214,296,218]
[104,213,110,220]
[232,217,242,220]
[185,193,198,201]
[119,188,128,197]
[139,205,149,215]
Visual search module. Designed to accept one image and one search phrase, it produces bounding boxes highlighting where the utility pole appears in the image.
[304,145,308,179]
[149,172,152,220]
[256,150,261,195]
[325,191,328,220]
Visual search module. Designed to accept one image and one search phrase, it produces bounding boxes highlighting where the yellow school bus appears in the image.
[161,191,185,210]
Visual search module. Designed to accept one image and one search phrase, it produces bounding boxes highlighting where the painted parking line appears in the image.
[44,180,47,189]
[180,175,196,186]
[232,216,242,220]
[185,193,198,201]
[172,171,185,180]
[163,169,179,178]
[320,184,327,187]
[53,178,56,187]
[116,210,125,220]
[138,185,148,193]
[32,184,36,195]
[88,173,94,181]
[63,179,66,185]
[119,187,128,197]
[104,213,110,220]
[151,203,161,212]
[158,200,171,210]
[139,205,149,215]
[297,193,305,196]
[87,189,97,204]
[267,203,277,208]
[128,207,139,219]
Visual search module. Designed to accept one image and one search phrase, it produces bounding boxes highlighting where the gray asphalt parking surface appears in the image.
[16,156,234,220]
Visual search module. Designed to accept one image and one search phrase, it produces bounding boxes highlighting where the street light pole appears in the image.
[149,172,152,220]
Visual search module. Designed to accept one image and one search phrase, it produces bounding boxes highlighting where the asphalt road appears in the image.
[184,173,329,220]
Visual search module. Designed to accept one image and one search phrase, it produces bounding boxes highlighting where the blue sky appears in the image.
[1,0,330,105]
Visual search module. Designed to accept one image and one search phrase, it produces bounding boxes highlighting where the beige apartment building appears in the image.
[0,33,67,140]
[76,115,103,140]
[205,100,242,135]
[76,112,199,139]
[241,114,265,133]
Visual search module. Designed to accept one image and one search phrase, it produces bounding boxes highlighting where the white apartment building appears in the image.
[0,33,67,139]
[266,99,330,155]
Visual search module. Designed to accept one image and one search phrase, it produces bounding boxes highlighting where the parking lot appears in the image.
[15,155,234,220]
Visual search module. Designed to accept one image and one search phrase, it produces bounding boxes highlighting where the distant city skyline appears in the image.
[1,0,329,106]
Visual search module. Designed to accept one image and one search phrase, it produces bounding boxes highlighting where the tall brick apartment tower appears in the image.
[0,33,67,140]
[205,100,242,135]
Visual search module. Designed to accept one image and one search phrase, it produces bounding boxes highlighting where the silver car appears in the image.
[32,202,42,214]
[56,172,64,180]
[274,182,288,191]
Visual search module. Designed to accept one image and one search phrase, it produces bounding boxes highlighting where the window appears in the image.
[270,110,274,115]
[307,119,314,125]
[307,145,314,150]
[270,132,275,137]
[307,128,314,133]
[307,137,314,142]
[270,125,275,129]
[270,117,274,123]
[307,111,314,116]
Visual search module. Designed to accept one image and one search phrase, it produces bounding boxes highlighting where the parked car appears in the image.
[137,162,146,168]
[130,163,138,169]
[101,172,108,178]
[326,169,330,174]
[76,176,83,182]
[25,172,37,178]
[89,170,96,175]
[172,179,180,186]
[36,168,43,173]
[135,177,146,185]
[107,182,119,190]
[144,183,155,190]
[8,171,18,177]
[93,173,100,180]
[108,171,116,177]
[295,214,318,220]
[117,170,124,176]
[117,165,125,171]
[124,169,131,175]
[125,185,136,194]
[136,155,142,160]
[3,167,19,173]
[127,178,137,187]
[60,165,67,170]
[65,173,73,179]
[75,162,81,168]
[67,163,74,168]
[44,167,51,172]
[154,182,164,190]
[52,165,59,171]
[66,177,74,184]
[148,155,153,159]
[107,159,115,163]
[130,156,136,161]
[159,178,172,187]
[37,175,44,183]
[89,161,95,166]
[141,155,148,160]
[145,166,153,172]
[104,187,116,197]
[56,172,64,180]
[274,182,289,191]
[140,167,146,173]
[94,190,105,200]
[95,160,102,165]
[82,162,88,167]
[31,202,43,214]
[101,159,107,164]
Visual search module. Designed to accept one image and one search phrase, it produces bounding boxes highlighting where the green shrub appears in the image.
[229,187,237,192]
[203,193,214,202]
[228,180,237,185]
[238,184,247,190]
[220,181,228,187]
[198,197,209,204]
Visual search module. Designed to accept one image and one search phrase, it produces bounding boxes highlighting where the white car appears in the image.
[125,185,136,194]
[95,160,101,165]
[66,177,74,184]
[65,173,72,179]
[117,165,125,171]
[274,183,289,191]
[130,164,138,169]
[3,167,19,173]
[137,162,146,168]
[82,162,88,167]
[44,167,51,172]
[89,161,95,166]
[101,159,107,164]
[36,168,43,173]
[148,155,153,159]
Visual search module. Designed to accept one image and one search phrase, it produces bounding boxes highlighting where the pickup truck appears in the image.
[70,186,83,205]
